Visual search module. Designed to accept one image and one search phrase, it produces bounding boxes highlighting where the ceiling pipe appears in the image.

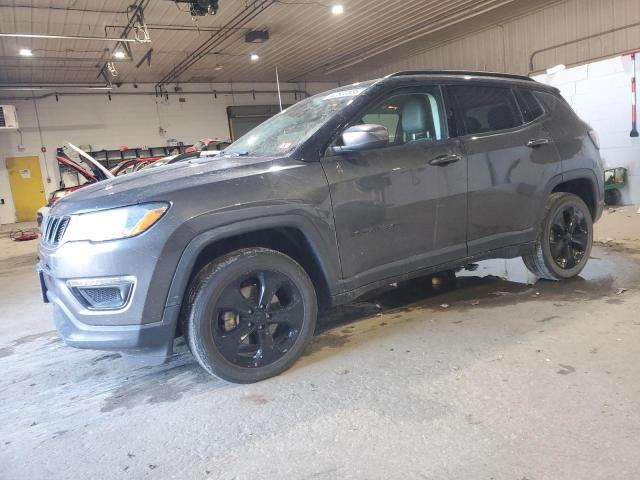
[0,89,310,102]
[155,0,275,90]
[0,56,132,63]
[0,85,113,89]
[528,19,640,73]
[105,24,250,34]
[0,33,147,43]
[0,4,125,14]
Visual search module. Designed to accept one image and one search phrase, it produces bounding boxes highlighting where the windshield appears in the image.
[224,82,375,157]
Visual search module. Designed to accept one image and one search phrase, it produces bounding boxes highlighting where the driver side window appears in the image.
[355,86,448,146]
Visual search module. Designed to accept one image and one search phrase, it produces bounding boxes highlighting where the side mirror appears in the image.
[333,124,389,154]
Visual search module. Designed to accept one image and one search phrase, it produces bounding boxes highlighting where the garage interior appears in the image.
[1,0,640,478]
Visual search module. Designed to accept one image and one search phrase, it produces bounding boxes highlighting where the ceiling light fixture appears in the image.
[331,4,344,15]
[250,53,259,61]
[214,64,223,71]
[19,48,33,57]
[113,51,126,59]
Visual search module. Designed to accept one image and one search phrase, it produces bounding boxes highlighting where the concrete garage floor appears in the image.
[1,209,640,480]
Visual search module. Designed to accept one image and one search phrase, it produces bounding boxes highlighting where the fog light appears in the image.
[67,277,135,310]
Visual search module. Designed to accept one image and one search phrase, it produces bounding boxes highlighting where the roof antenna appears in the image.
[275,65,283,112]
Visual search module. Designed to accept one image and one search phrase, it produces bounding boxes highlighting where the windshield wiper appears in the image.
[221,151,250,157]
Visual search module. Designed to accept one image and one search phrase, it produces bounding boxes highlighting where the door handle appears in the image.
[429,154,461,166]
[526,138,550,148]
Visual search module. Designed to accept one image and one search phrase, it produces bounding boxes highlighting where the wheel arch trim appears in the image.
[164,214,342,311]
[549,168,603,221]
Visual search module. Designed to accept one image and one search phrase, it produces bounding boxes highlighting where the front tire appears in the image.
[182,248,317,383]
[522,192,593,280]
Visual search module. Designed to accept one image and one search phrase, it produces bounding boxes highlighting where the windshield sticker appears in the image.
[278,142,293,150]
[323,88,365,100]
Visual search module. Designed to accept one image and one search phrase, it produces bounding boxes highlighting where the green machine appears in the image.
[604,167,627,205]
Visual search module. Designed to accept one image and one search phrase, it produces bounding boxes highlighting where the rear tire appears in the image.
[522,192,593,280]
[181,248,317,383]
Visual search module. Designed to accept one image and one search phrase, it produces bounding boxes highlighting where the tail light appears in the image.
[588,128,600,150]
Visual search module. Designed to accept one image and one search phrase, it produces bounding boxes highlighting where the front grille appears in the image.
[43,215,70,246]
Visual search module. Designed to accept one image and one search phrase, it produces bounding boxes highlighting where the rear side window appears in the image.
[449,85,522,134]
[517,89,545,122]
[533,91,577,121]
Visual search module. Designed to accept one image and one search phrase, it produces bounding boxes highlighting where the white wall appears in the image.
[534,56,640,204]
[0,81,336,224]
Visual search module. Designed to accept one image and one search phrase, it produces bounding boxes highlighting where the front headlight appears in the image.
[63,202,169,243]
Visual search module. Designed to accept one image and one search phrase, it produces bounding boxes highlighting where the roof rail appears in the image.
[386,70,535,82]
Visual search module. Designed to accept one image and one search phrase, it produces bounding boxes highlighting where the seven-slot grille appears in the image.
[43,215,70,246]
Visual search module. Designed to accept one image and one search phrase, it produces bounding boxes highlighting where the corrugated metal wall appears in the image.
[346,0,640,80]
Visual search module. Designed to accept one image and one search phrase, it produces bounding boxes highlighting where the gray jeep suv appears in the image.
[38,71,604,383]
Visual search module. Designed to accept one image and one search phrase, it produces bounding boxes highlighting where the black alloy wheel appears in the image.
[213,270,305,368]
[548,205,589,270]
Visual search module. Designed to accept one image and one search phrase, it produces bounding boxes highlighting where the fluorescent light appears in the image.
[331,4,344,15]
[19,48,32,57]
[113,51,126,59]
[546,64,566,75]
[250,53,259,61]
[214,64,223,71]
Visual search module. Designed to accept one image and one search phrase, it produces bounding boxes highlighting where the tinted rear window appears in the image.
[449,85,522,134]
[517,89,545,122]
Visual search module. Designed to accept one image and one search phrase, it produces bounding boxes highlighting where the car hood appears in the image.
[56,155,97,183]
[51,154,298,215]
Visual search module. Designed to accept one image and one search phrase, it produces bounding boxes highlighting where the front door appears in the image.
[321,85,467,285]
[6,156,46,222]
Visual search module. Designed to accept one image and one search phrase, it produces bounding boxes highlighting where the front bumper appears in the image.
[48,284,178,363]
[37,221,185,361]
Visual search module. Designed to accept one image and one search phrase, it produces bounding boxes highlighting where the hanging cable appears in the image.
[31,92,51,183]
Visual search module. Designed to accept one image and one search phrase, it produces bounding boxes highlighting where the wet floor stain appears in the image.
[0,331,58,358]
[0,347,13,358]
[304,331,353,356]
[91,353,122,365]
[605,298,624,305]
[557,364,576,375]
[0,254,38,275]
[243,393,268,405]
[312,248,640,336]
[100,360,218,413]
[594,240,640,256]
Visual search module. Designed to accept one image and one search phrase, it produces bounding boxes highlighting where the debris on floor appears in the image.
[9,230,39,242]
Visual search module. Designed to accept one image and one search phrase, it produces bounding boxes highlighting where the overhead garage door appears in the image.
[226,105,290,140]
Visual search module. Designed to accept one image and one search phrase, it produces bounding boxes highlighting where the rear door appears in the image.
[321,84,467,284]
[448,83,562,255]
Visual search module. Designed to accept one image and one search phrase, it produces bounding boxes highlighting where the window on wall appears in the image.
[353,86,447,146]
[449,85,522,134]
[516,88,545,122]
